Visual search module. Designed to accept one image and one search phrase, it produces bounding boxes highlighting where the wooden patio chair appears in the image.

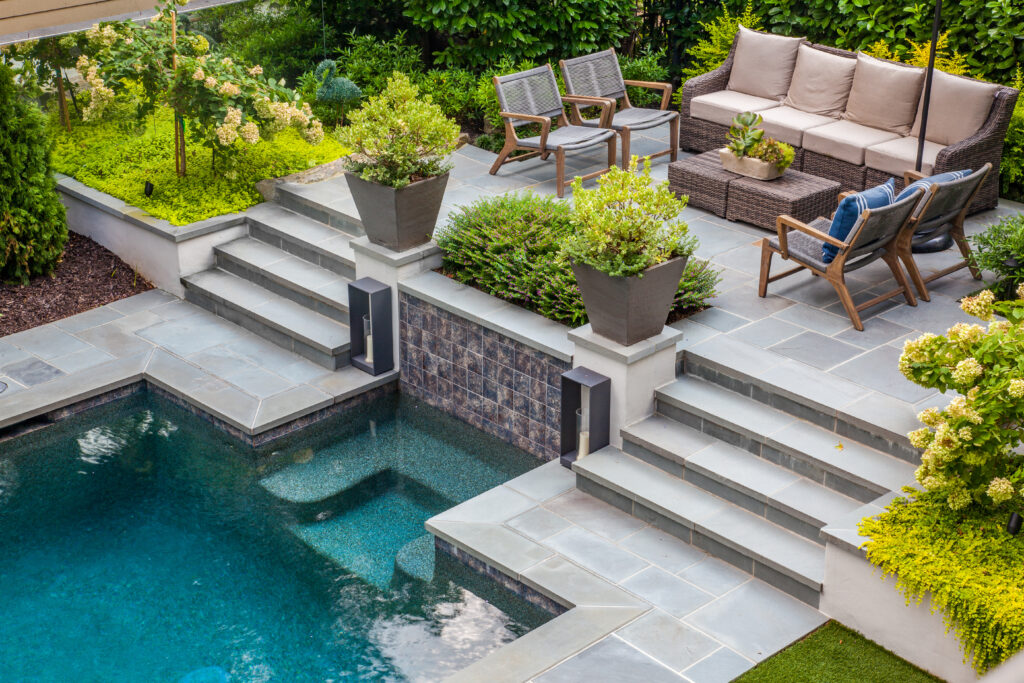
[490,65,617,198]
[559,48,679,170]
[895,164,991,301]
[758,189,924,331]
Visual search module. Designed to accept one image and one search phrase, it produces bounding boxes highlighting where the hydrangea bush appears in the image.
[899,286,1024,510]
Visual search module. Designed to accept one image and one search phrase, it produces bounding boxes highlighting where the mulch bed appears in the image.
[0,233,153,337]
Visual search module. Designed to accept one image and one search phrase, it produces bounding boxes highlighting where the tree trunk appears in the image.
[56,69,70,132]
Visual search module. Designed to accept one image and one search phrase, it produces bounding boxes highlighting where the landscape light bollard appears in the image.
[1008,512,1022,536]
[348,277,393,376]
[560,367,610,469]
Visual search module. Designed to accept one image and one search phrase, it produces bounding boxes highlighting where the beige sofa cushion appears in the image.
[726,26,804,101]
[690,90,780,128]
[909,70,1000,146]
[783,45,857,117]
[865,136,944,176]
[842,54,925,135]
[803,120,900,165]
[759,105,835,146]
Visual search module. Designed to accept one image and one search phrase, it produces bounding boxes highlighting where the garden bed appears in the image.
[0,233,152,337]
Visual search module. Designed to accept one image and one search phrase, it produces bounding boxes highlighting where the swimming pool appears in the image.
[0,393,548,682]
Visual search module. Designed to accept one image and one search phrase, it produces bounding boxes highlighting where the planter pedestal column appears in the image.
[568,324,682,449]
[352,236,443,370]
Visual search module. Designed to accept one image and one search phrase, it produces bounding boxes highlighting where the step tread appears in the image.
[624,416,861,528]
[216,237,351,310]
[575,447,824,589]
[247,203,356,266]
[183,269,350,355]
[658,376,916,492]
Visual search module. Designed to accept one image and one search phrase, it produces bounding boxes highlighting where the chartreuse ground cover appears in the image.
[51,105,347,226]
[735,622,939,683]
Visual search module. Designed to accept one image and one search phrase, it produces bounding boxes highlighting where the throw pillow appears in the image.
[822,178,896,263]
[842,54,925,135]
[726,26,805,101]
[783,44,857,117]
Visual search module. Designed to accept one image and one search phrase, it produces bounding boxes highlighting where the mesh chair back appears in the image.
[845,191,922,263]
[494,65,565,127]
[560,49,627,101]
[914,165,990,236]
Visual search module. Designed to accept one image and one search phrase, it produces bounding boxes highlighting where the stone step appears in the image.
[621,415,861,544]
[574,446,825,606]
[681,334,919,462]
[273,181,364,237]
[246,203,357,279]
[182,268,350,369]
[215,237,351,323]
[655,376,916,503]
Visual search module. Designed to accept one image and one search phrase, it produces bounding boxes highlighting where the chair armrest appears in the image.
[777,215,846,257]
[562,95,615,127]
[680,37,737,117]
[499,112,552,151]
[623,80,673,110]
[903,169,926,184]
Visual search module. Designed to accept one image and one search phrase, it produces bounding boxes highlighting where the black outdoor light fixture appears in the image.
[1008,512,1022,536]
[348,277,393,376]
[560,367,610,468]
[144,181,154,198]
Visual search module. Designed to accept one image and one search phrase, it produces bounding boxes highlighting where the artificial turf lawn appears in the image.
[734,621,941,683]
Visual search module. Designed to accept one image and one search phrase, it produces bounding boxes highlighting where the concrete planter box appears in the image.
[57,176,247,297]
[719,148,783,180]
[346,172,448,252]
[820,540,980,682]
[572,256,687,347]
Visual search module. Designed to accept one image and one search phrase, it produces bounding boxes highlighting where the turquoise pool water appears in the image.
[0,393,548,682]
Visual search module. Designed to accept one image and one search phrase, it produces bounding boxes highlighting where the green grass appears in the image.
[52,105,348,226]
[735,622,941,683]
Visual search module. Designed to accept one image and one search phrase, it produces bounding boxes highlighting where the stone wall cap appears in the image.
[350,235,442,265]
[569,324,683,364]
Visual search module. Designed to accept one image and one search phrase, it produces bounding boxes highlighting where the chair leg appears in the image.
[556,148,566,199]
[621,128,631,170]
[669,116,679,163]
[607,136,616,170]
[829,276,864,331]
[899,249,930,302]
[758,240,773,298]
[952,227,982,280]
[489,141,514,175]
[884,251,917,307]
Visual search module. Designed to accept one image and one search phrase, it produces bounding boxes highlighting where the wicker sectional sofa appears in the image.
[679,27,1019,212]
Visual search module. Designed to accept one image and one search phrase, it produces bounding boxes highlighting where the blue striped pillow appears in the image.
[822,178,896,263]
[895,169,972,203]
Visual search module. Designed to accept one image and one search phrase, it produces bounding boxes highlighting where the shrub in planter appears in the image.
[561,157,695,345]
[0,63,68,284]
[968,212,1024,300]
[337,72,460,250]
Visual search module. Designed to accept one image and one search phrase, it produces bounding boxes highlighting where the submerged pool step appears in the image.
[395,534,436,583]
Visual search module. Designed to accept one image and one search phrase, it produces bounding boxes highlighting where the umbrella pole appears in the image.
[913,0,953,253]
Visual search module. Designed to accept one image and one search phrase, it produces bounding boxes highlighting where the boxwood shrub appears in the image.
[436,192,719,327]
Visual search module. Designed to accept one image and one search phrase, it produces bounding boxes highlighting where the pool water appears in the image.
[0,393,548,682]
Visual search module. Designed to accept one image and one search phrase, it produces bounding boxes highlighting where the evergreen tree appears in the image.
[0,62,68,284]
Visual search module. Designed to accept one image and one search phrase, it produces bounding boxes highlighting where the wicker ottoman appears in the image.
[668,151,738,217]
[726,171,841,230]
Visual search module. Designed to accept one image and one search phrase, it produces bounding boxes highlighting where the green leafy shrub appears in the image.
[968,213,1024,299]
[336,31,423,97]
[1000,68,1024,203]
[52,105,347,225]
[898,289,1024,511]
[562,157,695,278]
[0,62,68,283]
[618,48,670,108]
[338,72,460,188]
[414,67,479,124]
[298,60,361,127]
[679,2,762,82]
[403,0,636,69]
[860,490,1024,674]
[438,192,719,326]
[864,33,972,77]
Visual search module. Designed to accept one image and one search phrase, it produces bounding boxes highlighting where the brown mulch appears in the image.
[0,233,153,337]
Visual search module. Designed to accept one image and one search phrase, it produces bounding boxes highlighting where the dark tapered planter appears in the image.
[345,172,449,251]
[572,256,688,346]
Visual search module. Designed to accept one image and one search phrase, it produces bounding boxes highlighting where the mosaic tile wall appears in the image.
[399,293,569,460]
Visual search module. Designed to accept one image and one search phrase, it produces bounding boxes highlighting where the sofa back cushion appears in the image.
[783,45,857,117]
[842,54,925,135]
[909,70,1000,146]
[726,26,805,101]
[823,178,895,263]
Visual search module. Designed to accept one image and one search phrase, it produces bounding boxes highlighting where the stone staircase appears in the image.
[573,339,918,607]
[181,185,363,370]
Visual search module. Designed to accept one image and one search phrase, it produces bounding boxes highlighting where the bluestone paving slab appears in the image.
[219,364,295,399]
[0,341,31,368]
[622,415,716,466]
[506,507,573,542]
[686,307,750,332]
[149,299,203,321]
[710,285,795,321]
[503,460,575,502]
[308,367,396,402]
[879,292,972,330]
[659,377,793,439]
[834,317,914,349]
[534,635,682,682]
[830,345,935,403]
[53,305,125,333]
[618,527,706,574]
[685,580,827,662]
[686,333,786,380]
[187,345,257,378]
[670,320,719,352]
[621,567,714,618]
[107,289,178,314]
[137,313,247,356]
[681,221,754,258]
[427,520,553,578]
[73,320,155,357]
[109,310,164,332]
[520,556,646,609]
[677,557,750,596]
[710,245,763,277]
[727,317,803,348]
[543,526,649,583]
[217,236,288,268]
[433,485,537,525]
[48,346,117,374]
[840,391,921,445]
[682,647,754,683]
[6,324,92,360]
[2,358,64,386]
[768,331,863,370]
[250,384,334,432]
[771,303,853,335]
[686,441,800,502]
[756,358,871,414]
[543,488,647,542]
[618,609,720,673]
[145,350,259,432]
[771,478,860,528]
